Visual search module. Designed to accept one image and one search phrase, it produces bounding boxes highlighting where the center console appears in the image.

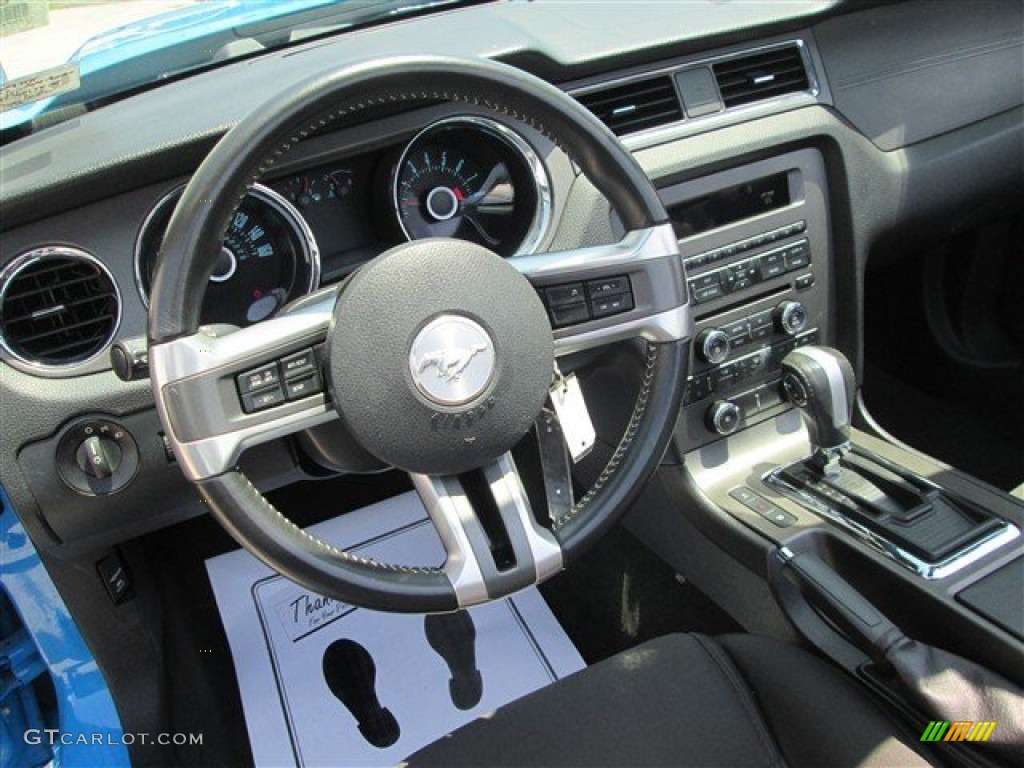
[660,148,832,448]
[619,148,1024,688]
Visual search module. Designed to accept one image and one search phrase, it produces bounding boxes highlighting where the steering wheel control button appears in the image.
[328,239,553,475]
[549,302,591,327]
[729,486,797,528]
[242,386,286,413]
[237,363,280,394]
[285,371,323,401]
[706,400,741,435]
[56,418,140,495]
[540,274,633,327]
[590,292,633,319]
[697,328,731,364]
[280,348,317,379]
[409,316,496,406]
[545,283,585,306]
[586,275,630,298]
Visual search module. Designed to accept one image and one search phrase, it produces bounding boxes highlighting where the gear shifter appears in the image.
[770,345,1004,568]
[780,346,857,476]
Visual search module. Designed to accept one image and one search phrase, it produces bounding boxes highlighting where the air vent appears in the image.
[576,75,683,136]
[0,247,120,367]
[712,45,810,108]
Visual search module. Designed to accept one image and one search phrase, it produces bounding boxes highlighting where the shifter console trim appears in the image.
[764,458,1020,580]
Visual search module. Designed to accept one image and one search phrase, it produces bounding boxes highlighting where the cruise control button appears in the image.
[546,283,586,306]
[285,372,323,401]
[237,364,280,394]
[242,386,286,413]
[587,275,630,297]
[280,348,316,379]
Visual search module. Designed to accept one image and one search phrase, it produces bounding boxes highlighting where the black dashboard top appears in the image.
[0,0,839,229]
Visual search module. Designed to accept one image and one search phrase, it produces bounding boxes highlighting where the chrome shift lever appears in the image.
[781,346,857,476]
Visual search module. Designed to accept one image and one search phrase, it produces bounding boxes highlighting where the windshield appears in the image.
[0,0,482,136]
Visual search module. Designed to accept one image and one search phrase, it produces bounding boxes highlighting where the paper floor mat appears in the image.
[206,491,585,767]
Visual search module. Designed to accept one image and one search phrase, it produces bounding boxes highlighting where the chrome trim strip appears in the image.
[0,245,123,372]
[133,182,321,312]
[150,285,336,383]
[170,403,335,481]
[411,472,490,607]
[554,305,693,356]
[392,115,554,257]
[763,462,1021,580]
[484,453,563,583]
[509,222,679,279]
[509,224,693,355]
[149,286,337,480]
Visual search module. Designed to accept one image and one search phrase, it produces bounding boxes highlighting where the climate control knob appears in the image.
[706,400,741,436]
[774,300,808,337]
[697,328,731,365]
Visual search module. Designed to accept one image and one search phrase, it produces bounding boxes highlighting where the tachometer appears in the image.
[392,117,551,257]
[135,184,319,327]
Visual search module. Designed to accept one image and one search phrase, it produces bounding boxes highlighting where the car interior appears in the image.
[1,0,1022,766]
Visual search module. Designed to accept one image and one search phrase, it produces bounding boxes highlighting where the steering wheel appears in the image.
[148,56,692,613]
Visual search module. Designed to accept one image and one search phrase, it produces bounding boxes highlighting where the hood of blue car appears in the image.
[1,0,337,131]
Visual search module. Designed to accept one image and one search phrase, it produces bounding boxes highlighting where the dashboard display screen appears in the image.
[667,171,791,238]
[269,156,379,280]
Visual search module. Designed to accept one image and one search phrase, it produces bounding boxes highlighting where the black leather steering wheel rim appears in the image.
[148,55,690,613]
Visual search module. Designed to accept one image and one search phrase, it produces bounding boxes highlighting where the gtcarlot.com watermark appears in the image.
[24,729,203,747]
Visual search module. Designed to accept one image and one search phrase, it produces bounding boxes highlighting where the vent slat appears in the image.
[3,273,108,303]
[712,45,810,108]
[1,252,119,366]
[576,75,682,136]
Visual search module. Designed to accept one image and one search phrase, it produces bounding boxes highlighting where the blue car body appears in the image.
[1,0,338,131]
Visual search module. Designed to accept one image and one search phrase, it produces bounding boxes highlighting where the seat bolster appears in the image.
[406,633,786,768]
[716,634,933,768]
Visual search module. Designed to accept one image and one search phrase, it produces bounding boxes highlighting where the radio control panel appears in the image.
[659,148,832,448]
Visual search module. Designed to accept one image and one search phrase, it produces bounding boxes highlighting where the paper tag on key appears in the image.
[549,372,596,463]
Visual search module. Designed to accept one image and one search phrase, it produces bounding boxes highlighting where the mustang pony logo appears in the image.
[418,344,488,382]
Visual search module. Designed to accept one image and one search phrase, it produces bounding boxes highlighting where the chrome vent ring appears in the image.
[0,246,121,369]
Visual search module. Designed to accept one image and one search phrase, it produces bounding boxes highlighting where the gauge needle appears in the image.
[459,163,515,244]
[462,163,513,204]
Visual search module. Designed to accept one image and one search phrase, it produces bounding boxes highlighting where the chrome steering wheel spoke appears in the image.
[411,452,563,607]
[508,223,692,356]
[149,286,340,480]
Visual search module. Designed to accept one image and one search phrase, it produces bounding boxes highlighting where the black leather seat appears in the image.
[406,633,933,767]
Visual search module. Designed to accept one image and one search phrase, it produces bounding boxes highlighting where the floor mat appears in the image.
[206,491,585,767]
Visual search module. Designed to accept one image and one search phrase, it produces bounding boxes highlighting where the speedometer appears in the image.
[393,117,552,257]
[135,184,320,327]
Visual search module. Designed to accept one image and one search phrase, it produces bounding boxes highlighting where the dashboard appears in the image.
[1,0,1021,558]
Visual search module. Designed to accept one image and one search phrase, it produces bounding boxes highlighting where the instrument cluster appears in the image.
[134,117,551,327]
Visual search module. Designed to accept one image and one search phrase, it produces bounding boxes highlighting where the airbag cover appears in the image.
[327,239,553,475]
